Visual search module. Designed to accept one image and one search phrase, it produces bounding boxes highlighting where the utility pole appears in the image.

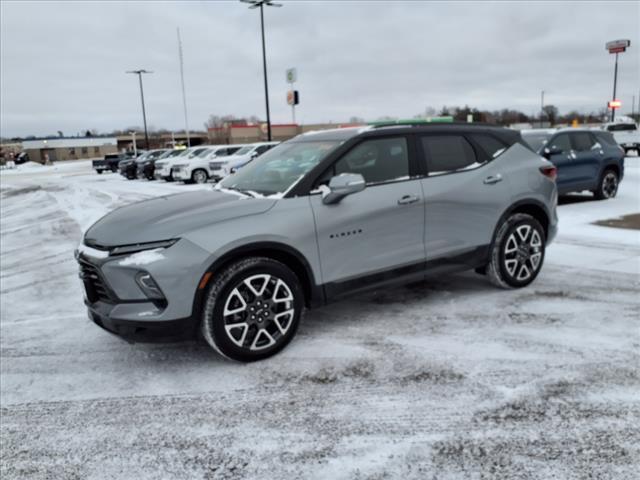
[241,0,282,141]
[126,69,152,150]
[177,27,190,147]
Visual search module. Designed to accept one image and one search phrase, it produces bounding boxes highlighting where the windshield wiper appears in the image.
[223,186,260,198]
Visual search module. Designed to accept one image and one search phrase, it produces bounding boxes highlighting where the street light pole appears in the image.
[540,90,545,128]
[126,69,152,150]
[241,0,282,142]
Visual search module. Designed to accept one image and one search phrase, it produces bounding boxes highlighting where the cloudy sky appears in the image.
[1,0,639,137]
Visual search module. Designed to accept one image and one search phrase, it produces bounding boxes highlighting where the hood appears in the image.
[84,190,276,247]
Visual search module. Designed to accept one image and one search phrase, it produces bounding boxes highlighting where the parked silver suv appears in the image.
[77,124,558,361]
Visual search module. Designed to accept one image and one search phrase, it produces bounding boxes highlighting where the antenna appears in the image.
[177,27,190,147]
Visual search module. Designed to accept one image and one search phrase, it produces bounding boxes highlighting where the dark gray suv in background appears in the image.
[77,123,558,361]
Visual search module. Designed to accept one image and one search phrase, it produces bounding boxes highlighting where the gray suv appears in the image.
[77,124,558,361]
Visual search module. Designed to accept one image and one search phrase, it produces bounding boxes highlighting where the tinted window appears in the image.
[571,132,595,152]
[548,134,571,153]
[593,131,618,147]
[607,124,637,132]
[421,135,479,175]
[334,137,409,185]
[522,133,551,152]
[255,145,271,155]
[469,134,507,159]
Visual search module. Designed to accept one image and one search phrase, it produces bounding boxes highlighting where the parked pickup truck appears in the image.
[602,122,640,155]
[93,152,136,174]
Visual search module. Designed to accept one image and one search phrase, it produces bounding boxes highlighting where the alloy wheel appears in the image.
[503,224,542,282]
[602,172,618,199]
[222,274,295,351]
[193,170,208,184]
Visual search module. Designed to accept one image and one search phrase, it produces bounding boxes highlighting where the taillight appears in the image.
[540,165,557,181]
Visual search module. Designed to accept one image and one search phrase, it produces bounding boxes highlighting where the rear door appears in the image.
[310,135,426,292]
[419,133,511,262]
[569,131,601,189]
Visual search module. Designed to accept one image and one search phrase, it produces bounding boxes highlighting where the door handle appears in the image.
[483,174,503,185]
[397,195,419,205]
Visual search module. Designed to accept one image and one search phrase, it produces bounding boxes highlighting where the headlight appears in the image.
[110,239,178,256]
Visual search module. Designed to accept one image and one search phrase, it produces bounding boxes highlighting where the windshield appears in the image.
[522,133,550,152]
[158,149,184,159]
[234,146,254,156]
[219,140,341,196]
[147,150,167,159]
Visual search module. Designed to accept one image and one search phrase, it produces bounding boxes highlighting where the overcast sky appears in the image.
[1,0,639,137]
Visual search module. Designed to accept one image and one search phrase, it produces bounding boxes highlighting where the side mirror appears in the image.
[250,151,259,158]
[322,173,366,205]
[543,145,562,159]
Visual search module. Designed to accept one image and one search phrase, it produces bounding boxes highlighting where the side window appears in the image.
[594,131,617,147]
[333,137,409,185]
[255,145,271,155]
[548,134,571,153]
[469,134,507,160]
[571,132,596,152]
[421,135,479,175]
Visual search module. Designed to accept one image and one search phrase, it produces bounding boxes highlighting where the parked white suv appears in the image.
[602,122,640,155]
[154,146,211,181]
[208,142,279,180]
[174,145,245,184]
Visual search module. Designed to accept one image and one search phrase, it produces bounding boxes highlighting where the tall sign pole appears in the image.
[605,39,631,122]
[177,27,191,147]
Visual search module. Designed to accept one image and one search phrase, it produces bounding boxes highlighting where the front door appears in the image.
[569,131,601,189]
[310,136,425,293]
[546,133,577,193]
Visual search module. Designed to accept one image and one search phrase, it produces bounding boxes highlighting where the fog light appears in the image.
[135,272,165,300]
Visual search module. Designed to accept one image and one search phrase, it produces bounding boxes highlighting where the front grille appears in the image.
[209,161,225,169]
[78,258,112,303]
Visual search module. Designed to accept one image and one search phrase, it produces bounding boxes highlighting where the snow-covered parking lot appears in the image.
[1,160,639,479]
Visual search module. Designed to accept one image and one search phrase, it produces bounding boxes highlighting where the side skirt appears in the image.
[322,245,490,304]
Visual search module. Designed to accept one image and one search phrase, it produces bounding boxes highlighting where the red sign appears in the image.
[606,39,630,54]
[608,100,622,109]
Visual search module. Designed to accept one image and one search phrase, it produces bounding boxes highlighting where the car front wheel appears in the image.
[594,169,618,200]
[487,213,545,289]
[192,169,209,184]
[201,257,304,362]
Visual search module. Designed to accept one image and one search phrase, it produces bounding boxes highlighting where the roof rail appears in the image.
[369,120,498,129]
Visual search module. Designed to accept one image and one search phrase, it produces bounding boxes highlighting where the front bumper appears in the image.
[77,239,213,340]
[174,168,191,180]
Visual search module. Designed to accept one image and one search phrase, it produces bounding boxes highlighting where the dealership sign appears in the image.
[606,39,630,54]
[608,100,622,109]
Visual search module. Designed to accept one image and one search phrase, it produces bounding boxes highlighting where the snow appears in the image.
[1,159,639,479]
[117,248,165,266]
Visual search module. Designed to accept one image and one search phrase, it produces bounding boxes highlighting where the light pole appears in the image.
[540,90,545,127]
[126,69,152,150]
[241,0,282,141]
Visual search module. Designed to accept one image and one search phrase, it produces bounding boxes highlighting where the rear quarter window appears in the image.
[594,131,618,147]
[421,135,482,175]
[468,134,507,160]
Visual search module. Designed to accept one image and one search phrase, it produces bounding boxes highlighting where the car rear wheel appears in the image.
[487,213,545,289]
[192,169,209,184]
[96,170,103,175]
[594,169,618,200]
[201,257,304,362]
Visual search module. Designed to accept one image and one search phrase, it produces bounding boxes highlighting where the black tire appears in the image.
[201,257,304,362]
[487,213,545,289]
[593,169,619,200]
[192,169,209,184]
[110,165,118,173]
[96,170,103,175]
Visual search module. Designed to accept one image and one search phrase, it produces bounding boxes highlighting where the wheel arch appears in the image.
[192,242,323,318]
[494,199,550,244]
